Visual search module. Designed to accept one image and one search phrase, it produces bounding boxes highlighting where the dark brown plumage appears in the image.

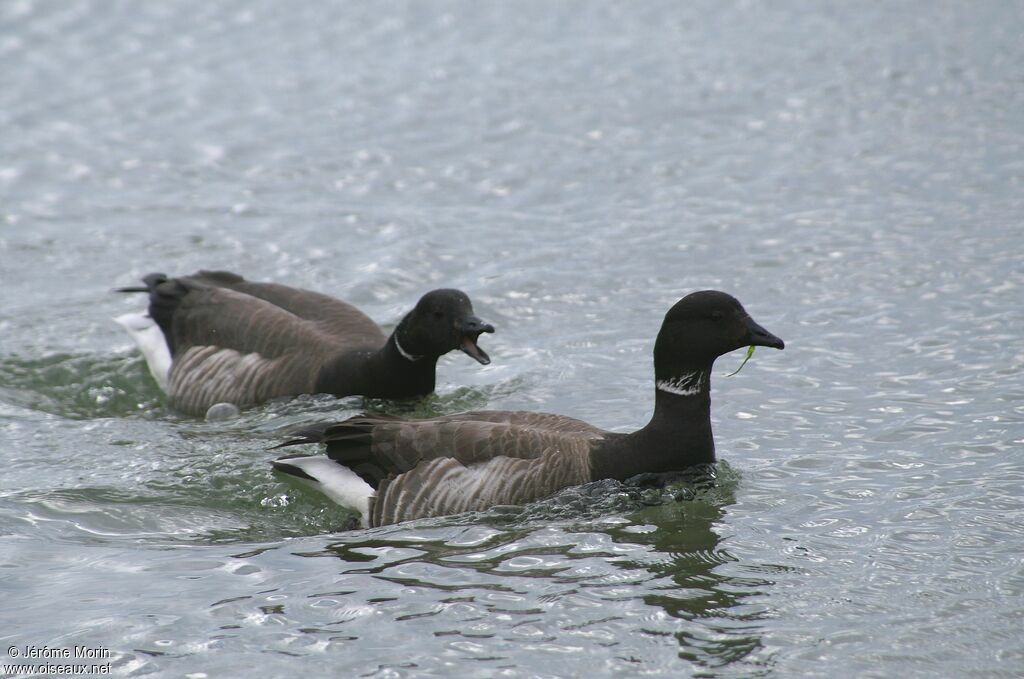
[273,290,784,527]
[115,270,494,416]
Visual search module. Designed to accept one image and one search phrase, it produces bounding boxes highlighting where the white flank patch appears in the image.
[275,455,374,526]
[656,370,707,396]
[114,312,172,392]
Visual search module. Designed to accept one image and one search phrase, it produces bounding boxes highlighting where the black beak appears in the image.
[744,316,785,350]
[458,316,495,365]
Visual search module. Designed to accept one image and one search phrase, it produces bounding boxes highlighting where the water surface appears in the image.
[1,1,1022,676]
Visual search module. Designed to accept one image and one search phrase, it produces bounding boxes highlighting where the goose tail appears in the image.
[113,312,172,392]
[271,455,373,526]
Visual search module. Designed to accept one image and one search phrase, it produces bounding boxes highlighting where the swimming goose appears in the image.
[115,270,494,416]
[272,290,783,526]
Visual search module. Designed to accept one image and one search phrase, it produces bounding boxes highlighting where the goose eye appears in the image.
[433,310,444,320]
[710,310,724,321]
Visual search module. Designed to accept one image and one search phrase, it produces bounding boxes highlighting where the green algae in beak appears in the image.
[726,345,755,377]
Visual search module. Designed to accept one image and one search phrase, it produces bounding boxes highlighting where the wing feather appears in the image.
[163,285,372,414]
[320,411,604,480]
[186,271,386,346]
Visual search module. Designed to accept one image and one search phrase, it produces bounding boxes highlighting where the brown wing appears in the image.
[318,410,605,481]
[438,410,607,434]
[160,271,395,415]
[166,286,357,414]
[185,270,386,347]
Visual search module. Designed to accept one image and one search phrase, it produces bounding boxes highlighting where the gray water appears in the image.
[2,1,1022,676]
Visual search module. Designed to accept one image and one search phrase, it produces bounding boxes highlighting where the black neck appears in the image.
[590,367,716,481]
[317,334,439,399]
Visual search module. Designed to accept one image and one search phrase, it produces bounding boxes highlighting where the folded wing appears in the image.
[182,270,385,347]
[163,276,384,414]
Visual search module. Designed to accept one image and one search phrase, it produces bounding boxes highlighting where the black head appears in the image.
[395,289,495,364]
[653,290,784,379]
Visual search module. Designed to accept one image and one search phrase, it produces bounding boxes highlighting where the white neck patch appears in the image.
[656,370,707,396]
[394,334,423,362]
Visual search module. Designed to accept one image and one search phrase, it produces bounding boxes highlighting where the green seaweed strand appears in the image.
[726,345,755,377]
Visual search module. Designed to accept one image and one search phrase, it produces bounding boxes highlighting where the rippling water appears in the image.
[2,1,1022,676]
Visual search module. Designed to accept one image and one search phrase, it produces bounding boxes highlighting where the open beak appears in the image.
[743,315,785,350]
[458,316,495,365]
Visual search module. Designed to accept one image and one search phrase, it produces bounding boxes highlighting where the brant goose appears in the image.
[272,290,783,527]
[115,270,494,416]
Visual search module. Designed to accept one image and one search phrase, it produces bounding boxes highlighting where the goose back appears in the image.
[182,270,385,347]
